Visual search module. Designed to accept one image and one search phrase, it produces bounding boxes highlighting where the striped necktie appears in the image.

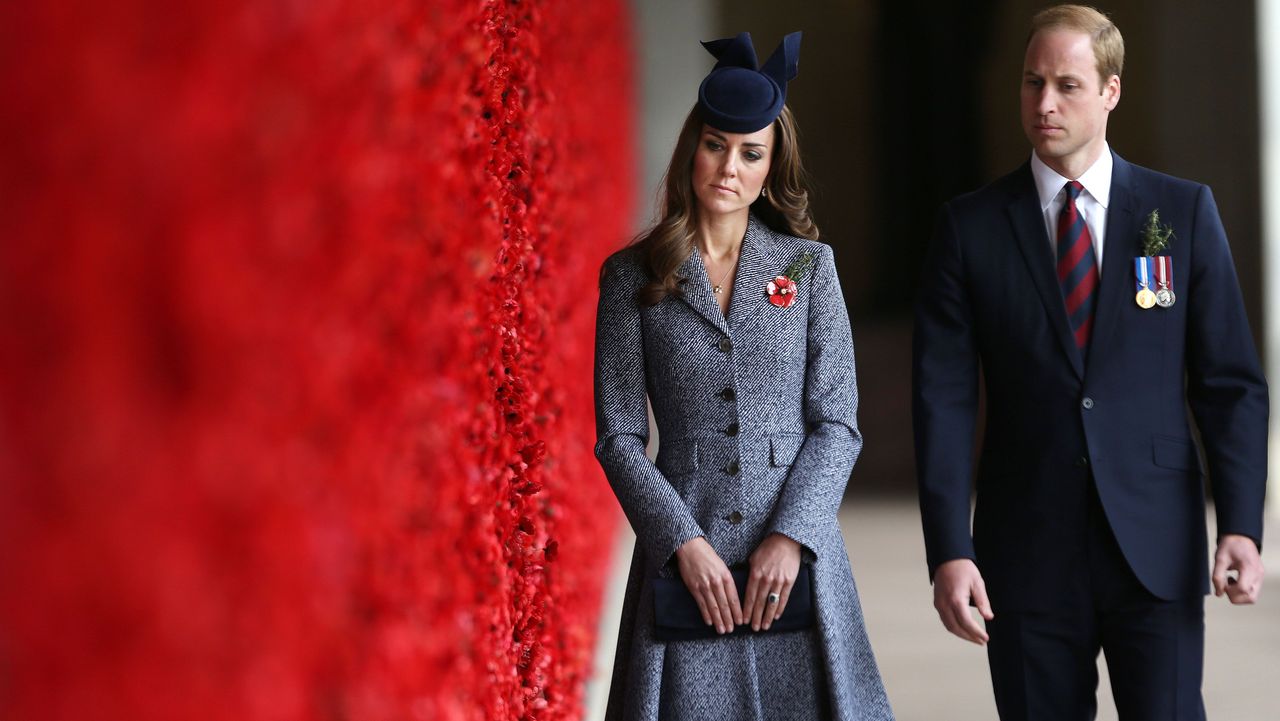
[1056,180,1099,355]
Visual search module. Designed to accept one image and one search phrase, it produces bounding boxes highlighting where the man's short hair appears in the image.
[1028,4,1124,91]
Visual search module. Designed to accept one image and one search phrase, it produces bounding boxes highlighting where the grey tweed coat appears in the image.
[594,216,894,720]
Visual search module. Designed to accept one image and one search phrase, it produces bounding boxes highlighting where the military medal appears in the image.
[1154,255,1176,308]
[1137,210,1175,309]
[1134,257,1156,309]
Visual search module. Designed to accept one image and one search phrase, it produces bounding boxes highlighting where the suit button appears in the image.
[725,459,740,475]
[728,511,744,525]
[719,387,736,402]
[1081,397,1094,409]
[718,337,733,353]
[725,422,739,436]
[1076,456,1090,468]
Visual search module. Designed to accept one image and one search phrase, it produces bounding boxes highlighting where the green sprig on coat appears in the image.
[1141,209,1175,256]
[782,251,815,281]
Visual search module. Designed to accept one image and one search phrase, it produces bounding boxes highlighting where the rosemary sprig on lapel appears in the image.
[782,251,814,281]
[1141,209,1174,256]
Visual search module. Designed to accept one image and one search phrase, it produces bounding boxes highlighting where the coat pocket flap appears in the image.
[657,439,699,476]
[1152,434,1198,472]
[770,434,805,467]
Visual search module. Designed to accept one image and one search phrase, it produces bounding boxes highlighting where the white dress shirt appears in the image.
[1031,144,1112,271]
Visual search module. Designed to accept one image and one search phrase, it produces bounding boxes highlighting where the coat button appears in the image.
[1082,397,1094,410]
[718,337,733,353]
[728,511,744,525]
[719,387,736,402]
[1076,456,1090,468]
[725,422,739,437]
[725,459,740,475]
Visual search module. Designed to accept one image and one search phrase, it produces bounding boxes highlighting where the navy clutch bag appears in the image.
[652,564,814,642]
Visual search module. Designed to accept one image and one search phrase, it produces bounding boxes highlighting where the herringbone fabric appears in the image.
[594,215,894,720]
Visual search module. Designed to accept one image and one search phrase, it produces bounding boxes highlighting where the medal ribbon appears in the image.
[1155,256,1173,291]
[1133,256,1152,291]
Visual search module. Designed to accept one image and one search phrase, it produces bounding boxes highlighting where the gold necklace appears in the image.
[712,261,733,294]
[699,237,740,294]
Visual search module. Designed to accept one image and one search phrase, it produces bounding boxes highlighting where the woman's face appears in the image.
[691,123,774,219]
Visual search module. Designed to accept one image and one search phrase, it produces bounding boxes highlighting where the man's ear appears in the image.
[1103,74,1121,111]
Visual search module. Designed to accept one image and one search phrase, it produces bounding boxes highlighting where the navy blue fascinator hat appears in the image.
[697,31,801,133]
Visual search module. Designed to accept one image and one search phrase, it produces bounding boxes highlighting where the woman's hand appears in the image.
[675,536,743,634]
[744,533,801,631]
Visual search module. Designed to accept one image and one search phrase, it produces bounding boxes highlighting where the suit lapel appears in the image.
[1005,164,1085,379]
[676,247,730,334]
[727,216,783,332]
[1087,152,1137,366]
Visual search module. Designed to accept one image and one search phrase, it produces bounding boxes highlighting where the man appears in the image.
[912,5,1267,720]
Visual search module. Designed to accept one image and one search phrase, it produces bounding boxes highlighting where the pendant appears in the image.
[714,285,723,294]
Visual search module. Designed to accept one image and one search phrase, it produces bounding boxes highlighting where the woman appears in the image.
[594,32,893,720]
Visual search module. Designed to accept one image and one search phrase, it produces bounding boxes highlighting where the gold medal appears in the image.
[1133,257,1157,309]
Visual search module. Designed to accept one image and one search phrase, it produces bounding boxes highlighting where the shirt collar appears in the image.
[1030,143,1113,211]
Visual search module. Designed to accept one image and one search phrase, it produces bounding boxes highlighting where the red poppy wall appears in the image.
[0,2,630,720]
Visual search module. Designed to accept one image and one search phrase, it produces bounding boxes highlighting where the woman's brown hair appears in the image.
[633,104,817,307]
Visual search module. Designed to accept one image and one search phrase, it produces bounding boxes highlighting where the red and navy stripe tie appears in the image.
[1056,180,1099,355]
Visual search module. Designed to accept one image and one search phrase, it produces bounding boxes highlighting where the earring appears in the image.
[761,187,768,199]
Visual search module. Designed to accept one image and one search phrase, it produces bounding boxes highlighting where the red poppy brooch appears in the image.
[766,251,814,308]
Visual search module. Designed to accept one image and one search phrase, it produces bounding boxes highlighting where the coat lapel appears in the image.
[675,215,796,335]
[727,216,785,332]
[1087,152,1138,366]
[1005,164,1085,379]
[676,248,730,334]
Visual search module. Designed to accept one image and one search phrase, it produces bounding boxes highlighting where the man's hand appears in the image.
[932,558,994,645]
[1213,533,1265,605]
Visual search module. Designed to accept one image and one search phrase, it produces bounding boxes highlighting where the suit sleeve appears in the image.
[912,203,981,579]
[593,256,706,571]
[766,245,862,556]
[1184,185,1269,548]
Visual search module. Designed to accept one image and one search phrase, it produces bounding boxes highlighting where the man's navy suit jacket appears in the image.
[913,150,1268,612]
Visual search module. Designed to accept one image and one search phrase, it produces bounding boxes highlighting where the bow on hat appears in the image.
[697,31,801,133]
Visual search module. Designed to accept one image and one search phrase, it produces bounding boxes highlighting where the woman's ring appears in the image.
[766,592,781,605]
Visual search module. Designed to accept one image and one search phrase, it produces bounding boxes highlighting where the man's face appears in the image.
[1021,29,1120,177]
